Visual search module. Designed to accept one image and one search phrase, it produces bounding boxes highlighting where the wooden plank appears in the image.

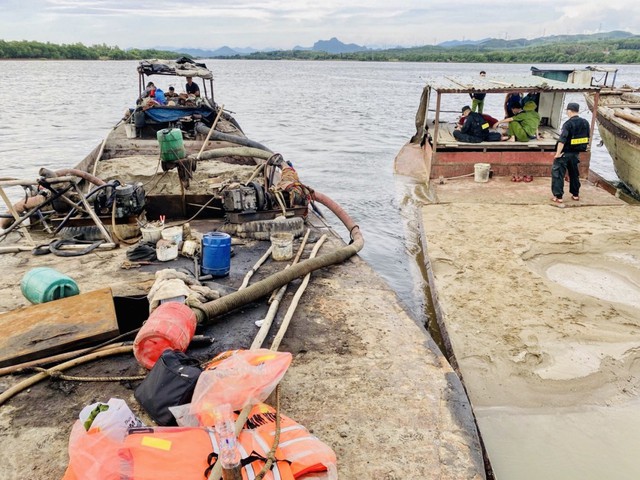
[0,288,118,367]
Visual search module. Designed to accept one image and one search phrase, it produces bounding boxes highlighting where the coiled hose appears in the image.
[195,123,273,153]
[191,191,363,324]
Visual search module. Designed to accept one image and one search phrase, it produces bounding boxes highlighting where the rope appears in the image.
[31,367,145,382]
[254,385,282,480]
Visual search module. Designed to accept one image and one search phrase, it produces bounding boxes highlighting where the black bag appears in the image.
[134,350,202,426]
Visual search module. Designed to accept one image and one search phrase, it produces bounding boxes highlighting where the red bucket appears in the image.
[133,302,197,369]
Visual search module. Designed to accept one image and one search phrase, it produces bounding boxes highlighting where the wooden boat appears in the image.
[585,86,640,196]
[530,65,640,197]
[0,59,485,479]
[394,74,600,182]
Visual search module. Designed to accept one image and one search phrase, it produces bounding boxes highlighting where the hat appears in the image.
[523,101,537,111]
[567,102,580,112]
[461,105,471,113]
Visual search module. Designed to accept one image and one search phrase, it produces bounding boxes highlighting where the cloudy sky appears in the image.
[1,0,638,50]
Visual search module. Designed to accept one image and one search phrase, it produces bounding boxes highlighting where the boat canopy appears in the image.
[137,57,213,79]
[411,74,601,144]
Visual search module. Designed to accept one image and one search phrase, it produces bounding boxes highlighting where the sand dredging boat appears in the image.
[0,59,486,478]
[395,73,640,479]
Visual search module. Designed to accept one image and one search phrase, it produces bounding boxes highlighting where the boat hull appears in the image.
[585,92,640,196]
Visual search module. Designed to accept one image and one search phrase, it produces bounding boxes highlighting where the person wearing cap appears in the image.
[454,105,502,143]
[497,100,541,142]
[551,102,590,203]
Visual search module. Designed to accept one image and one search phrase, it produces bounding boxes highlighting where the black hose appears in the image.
[191,191,363,324]
[195,123,273,153]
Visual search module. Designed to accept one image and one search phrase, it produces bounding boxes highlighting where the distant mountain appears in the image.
[439,38,490,47]
[311,37,368,53]
[447,30,634,50]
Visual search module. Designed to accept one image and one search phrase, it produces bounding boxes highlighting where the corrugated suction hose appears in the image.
[192,191,363,324]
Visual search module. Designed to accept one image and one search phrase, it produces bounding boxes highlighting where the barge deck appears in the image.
[420,176,640,479]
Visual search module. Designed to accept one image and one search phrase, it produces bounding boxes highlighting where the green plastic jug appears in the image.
[20,267,80,304]
[157,128,186,162]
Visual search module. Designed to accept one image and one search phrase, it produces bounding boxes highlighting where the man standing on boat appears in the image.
[470,70,487,114]
[551,102,590,203]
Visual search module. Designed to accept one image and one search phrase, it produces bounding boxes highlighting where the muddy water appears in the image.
[2,61,639,327]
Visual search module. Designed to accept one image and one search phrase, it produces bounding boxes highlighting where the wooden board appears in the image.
[0,288,118,367]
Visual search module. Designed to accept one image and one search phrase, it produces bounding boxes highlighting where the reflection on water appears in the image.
[1,61,638,329]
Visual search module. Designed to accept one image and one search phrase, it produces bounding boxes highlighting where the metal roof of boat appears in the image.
[138,58,213,79]
[426,75,600,93]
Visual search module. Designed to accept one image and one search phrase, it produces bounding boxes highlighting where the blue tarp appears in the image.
[144,107,214,123]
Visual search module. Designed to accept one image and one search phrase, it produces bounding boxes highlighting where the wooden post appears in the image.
[0,186,35,246]
[196,104,225,160]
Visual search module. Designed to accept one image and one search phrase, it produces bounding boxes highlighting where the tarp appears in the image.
[144,107,214,123]
[138,58,213,79]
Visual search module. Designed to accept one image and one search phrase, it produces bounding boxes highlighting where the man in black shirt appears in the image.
[185,76,200,97]
[551,102,590,203]
[454,105,501,143]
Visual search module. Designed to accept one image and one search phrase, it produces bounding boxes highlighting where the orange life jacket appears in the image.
[119,426,294,480]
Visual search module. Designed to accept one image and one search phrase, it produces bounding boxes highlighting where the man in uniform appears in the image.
[551,102,590,203]
[454,105,501,143]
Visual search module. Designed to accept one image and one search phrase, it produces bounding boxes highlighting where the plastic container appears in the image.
[270,232,294,261]
[161,226,183,244]
[133,302,197,370]
[140,225,163,244]
[156,240,179,262]
[124,124,137,139]
[202,232,231,277]
[20,267,80,304]
[156,128,186,162]
[474,163,491,183]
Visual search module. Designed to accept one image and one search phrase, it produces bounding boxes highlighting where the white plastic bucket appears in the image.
[124,124,137,139]
[271,232,294,261]
[161,226,183,244]
[156,241,178,262]
[474,163,491,183]
[140,225,163,244]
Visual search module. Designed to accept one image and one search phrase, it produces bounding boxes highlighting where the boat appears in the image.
[531,65,640,198]
[394,74,600,182]
[395,73,640,479]
[0,59,485,478]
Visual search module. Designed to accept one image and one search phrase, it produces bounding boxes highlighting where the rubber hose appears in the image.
[192,191,363,324]
[41,168,106,186]
[194,123,273,153]
[187,147,274,162]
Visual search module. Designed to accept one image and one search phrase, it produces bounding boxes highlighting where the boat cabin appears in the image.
[399,75,601,180]
[130,58,222,139]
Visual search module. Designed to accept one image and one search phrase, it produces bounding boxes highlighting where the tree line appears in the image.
[0,40,183,60]
[235,37,640,63]
[1,37,639,63]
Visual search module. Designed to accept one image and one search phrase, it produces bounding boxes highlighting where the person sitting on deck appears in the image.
[498,101,541,142]
[453,105,502,143]
[165,86,179,98]
[457,112,500,128]
[504,92,522,117]
[185,76,200,97]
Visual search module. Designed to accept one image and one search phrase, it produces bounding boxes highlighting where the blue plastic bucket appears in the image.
[20,267,80,304]
[201,232,231,277]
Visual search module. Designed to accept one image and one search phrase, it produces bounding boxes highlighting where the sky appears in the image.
[1,0,638,50]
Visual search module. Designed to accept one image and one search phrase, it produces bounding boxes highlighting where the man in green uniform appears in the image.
[498,101,541,142]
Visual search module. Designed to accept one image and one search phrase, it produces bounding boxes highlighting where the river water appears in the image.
[1,60,639,325]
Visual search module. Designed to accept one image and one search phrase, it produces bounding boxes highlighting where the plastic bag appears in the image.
[190,349,292,425]
[63,399,144,480]
[79,397,144,441]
